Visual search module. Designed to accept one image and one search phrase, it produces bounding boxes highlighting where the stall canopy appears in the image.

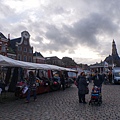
[0,54,77,72]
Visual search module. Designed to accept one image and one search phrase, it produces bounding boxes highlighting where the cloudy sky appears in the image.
[1,0,120,65]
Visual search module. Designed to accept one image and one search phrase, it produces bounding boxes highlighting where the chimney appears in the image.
[8,34,10,40]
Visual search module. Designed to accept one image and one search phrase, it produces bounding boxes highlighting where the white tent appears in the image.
[0,55,46,69]
[0,54,77,72]
[0,54,28,68]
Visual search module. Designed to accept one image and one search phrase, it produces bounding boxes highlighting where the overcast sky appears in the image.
[1,0,120,65]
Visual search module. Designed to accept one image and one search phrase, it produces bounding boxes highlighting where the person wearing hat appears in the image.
[76,72,89,104]
[26,71,37,103]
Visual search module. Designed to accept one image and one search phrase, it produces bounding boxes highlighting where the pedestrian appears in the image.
[108,71,112,84]
[76,72,89,104]
[92,71,104,92]
[102,72,108,85]
[26,71,37,103]
[60,71,65,91]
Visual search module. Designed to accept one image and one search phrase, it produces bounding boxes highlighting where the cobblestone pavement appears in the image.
[0,83,120,120]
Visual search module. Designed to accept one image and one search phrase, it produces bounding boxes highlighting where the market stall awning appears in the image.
[0,54,78,72]
[0,55,45,69]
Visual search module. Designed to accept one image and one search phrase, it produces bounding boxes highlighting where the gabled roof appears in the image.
[33,51,44,58]
[0,32,7,39]
[10,37,21,52]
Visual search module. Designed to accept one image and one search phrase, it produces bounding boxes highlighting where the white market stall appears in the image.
[0,54,78,96]
[0,54,77,72]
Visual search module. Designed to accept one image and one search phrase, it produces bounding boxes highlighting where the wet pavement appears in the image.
[0,83,120,120]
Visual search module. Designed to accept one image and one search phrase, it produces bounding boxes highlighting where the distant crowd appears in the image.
[85,71,113,84]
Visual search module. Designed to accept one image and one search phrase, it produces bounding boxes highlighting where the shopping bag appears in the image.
[22,86,28,94]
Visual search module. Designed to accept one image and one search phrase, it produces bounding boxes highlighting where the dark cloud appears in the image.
[44,24,74,51]
[64,12,119,47]
[38,11,119,56]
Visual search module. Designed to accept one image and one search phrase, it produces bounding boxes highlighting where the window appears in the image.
[1,44,6,52]
[29,57,32,62]
[24,47,27,52]
[18,54,21,60]
[18,46,22,51]
[24,56,27,61]
[29,49,32,53]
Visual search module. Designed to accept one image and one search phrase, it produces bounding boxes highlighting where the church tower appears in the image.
[112,39,119,56]
[104,39,120,67]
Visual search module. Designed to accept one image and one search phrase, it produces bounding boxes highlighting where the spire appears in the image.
[7,34,10,47]
[112,39,118,56]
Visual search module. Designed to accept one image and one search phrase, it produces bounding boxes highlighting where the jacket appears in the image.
[76,75,88,94]
[27,74,36,90]
[93,74,103,87]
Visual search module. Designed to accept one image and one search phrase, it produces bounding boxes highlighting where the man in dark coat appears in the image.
[93,71,103,87]
[92,71,104,93]
[76,72,89,104]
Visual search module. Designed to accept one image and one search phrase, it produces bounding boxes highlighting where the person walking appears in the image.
[26,71,37,103]
[102,72,108,85]
[76,72,89,104]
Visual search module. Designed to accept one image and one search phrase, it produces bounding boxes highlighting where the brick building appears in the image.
[45,56,64,66]
[0,32,8,56]
[33,51,45,64]
[62,57,77,67]
[9,31,33,62]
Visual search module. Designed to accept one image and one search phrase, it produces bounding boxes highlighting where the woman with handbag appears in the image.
[25,71,37,103]
[76,72,89,104]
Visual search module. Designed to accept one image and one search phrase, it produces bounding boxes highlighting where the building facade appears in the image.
[10,31,33,62]
[90,40,120,72]
[45,56,64,66]
[0,32,8,56]
[62,57,77,67]
[33,51,45,64]
[105,39,120,67]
